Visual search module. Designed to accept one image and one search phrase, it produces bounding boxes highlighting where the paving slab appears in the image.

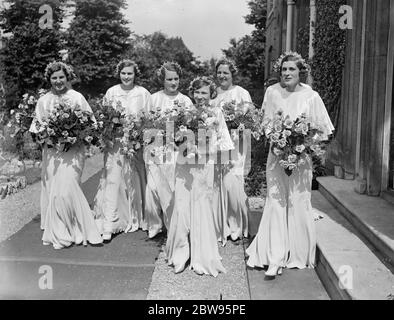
[0,260,153,300]
[0,152,164,299]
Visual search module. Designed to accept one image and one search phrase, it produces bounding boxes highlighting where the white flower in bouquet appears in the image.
[278,138,287,148]
[288,154,297,163]
[271,132,281,143]
[273,120,283,132]
[252,131,261,140]
[67,137,77,144]
[284,118,293,129]
[287,163,297,171]
[283,129,292,138]
[279,160,289,168]
[273,147,283,156]
[295,144,306,153]
[27,96,36,105]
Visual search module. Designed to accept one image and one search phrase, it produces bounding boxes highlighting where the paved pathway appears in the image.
[0,153,330,300]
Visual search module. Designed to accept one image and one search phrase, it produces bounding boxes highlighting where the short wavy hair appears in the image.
[273,51,310,77]
[115,59,141,78]
[215,57,238,77]
[188,76,217,100]
[156,61,182,83]
[44,61,76,83]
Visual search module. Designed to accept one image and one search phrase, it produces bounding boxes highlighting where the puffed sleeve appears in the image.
[216,107,234,152]
[240,87,252,103]
[308,91,335,141]
[239,87,253,113]
[183,95,194,109]
[78,92,93,113]
[141,87,151,112]
[261,86,273,119]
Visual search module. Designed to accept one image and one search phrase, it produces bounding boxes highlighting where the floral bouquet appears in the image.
[170,104,220,159]
[221,100,265,141]
[8,90,47,139]
[33,98,98,152]
[92,97,126,150]
[265,110,327,176]
[120,107,168,159]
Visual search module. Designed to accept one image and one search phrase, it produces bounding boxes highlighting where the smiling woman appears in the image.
[29,61,103,250]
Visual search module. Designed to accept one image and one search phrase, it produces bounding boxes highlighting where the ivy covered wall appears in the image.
[310,0,347,128]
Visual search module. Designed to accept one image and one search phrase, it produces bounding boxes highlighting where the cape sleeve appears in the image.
[240,87,253,113]
[216,107,234,152]
[261,86,275,137]
[141,87,151,112]
[308,91,335,141]
[29,95,47,134]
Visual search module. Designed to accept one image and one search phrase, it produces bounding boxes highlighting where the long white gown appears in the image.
[213,85,253,243]
[93,84,151,236]
[246,83,334,269]
[145,91,193,238]
[165,104,234,277]
[29,89,103,249]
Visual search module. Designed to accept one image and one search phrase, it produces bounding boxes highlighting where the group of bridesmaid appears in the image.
[30,58,253,277]
[30,52,334,279]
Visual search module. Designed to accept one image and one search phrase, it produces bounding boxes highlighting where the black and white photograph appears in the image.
[0,0,393,304]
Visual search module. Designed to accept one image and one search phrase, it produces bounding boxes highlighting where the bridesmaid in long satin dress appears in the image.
[165,76,234,277]
[213,58,253,244]
[29,61,103,249]
[145,61,193,238]
[93,59,150,241]
[246,53,334,277]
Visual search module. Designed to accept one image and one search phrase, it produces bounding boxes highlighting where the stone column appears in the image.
[286,0,296,51]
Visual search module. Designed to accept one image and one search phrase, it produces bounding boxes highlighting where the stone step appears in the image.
[312,189,394,300]
[317,176,394,270]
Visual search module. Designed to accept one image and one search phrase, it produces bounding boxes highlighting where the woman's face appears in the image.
[216,64,233,90]
[194,85,210,107]
[50,70,68,94]
[163,69,179,95]
[281,61,300,88]
[120,66,135,88]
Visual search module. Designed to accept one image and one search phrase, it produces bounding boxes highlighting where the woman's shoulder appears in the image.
[267,82,282,91]
[135,85,151,95]
[151,90,163,98]
[105,84,121,95]
[234,85,250,95]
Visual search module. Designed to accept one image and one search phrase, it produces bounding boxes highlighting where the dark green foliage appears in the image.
[310,0,346,128]
[0,0,66,112]
[66,0,131,97]
[126,32,207,96]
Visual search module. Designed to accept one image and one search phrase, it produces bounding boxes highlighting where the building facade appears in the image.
[265,0,394,198]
